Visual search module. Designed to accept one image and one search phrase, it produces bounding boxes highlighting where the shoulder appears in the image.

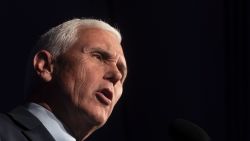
[0,112,23,131]
[0,112,28,140]
[0,105,41,141]
[0,106,30,130]
[0,113,16,129]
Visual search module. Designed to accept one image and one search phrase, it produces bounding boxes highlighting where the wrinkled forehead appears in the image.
[77,27,121,44]
[78,28,126,58]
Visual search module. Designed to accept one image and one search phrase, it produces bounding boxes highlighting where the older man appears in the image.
[0,18,127,141]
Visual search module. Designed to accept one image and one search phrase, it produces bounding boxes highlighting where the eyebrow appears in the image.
[89,47,113,59]
[88,47,128,76]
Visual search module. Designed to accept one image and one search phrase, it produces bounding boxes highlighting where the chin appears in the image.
[83,111,108,127]
[77,103,111,127]
[92,115,109,127]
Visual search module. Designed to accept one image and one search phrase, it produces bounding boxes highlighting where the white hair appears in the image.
[35,18,122,58]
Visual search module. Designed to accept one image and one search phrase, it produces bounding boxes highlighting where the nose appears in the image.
[103,64,122,85]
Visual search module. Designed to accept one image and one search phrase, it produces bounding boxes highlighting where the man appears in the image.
[0,18,127,141]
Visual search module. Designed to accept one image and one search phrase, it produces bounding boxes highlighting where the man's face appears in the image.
[54,28,127,127]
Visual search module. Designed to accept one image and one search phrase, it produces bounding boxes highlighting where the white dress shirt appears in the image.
[26,103,76,141]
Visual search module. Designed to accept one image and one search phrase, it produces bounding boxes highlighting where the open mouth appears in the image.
[96,88,113,105]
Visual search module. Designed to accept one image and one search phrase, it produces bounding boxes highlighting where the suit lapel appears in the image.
[22,125,55,141]
[8,106,55,141]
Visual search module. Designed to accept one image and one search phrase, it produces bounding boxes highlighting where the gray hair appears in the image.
[35,18,122,59]
[24,18,122,96]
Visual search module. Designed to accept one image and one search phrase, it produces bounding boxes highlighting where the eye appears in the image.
[92,52,104,61]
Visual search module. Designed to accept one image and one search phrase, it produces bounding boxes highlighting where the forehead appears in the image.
[77,28,126,61]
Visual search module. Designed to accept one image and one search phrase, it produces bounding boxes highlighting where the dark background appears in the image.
[0,0,249,141]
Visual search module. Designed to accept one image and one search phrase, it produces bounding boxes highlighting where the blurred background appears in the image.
[0,0,249,141]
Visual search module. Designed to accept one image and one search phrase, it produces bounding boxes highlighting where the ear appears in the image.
[33,50,54,82]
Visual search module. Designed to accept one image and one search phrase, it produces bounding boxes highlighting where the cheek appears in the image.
[83,63,105,85]
[74,65,97,104]
[58,63,88,102]
[75,65,101,99]
[75,65,87,87]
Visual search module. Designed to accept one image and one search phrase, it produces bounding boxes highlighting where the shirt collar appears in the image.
[26,102,76,141]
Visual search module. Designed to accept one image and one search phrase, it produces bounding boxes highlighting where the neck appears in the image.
[28,93,98,141]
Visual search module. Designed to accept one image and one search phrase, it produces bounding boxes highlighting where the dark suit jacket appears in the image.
[0,106,55,141]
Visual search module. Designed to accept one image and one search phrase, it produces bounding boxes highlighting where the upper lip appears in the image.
[97,88,113,101]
